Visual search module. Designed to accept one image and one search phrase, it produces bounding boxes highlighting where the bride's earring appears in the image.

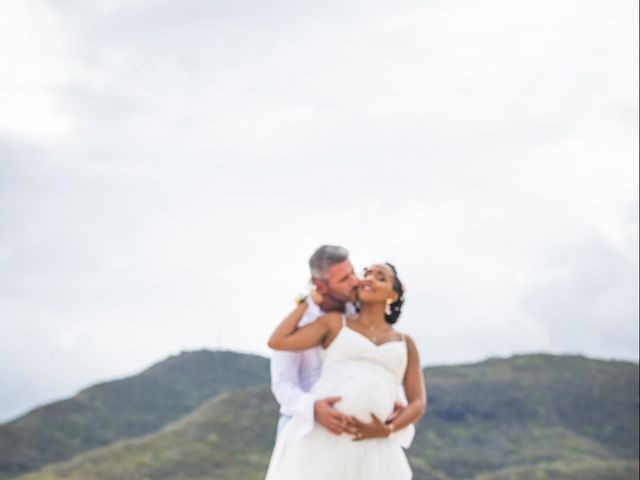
[385,298,393,316]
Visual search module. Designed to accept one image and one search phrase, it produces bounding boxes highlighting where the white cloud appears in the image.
[0,0,75,143]
[0,0,637,422]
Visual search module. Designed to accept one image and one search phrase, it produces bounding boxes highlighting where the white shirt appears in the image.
[270,298,354,438]
[270,298,415,447]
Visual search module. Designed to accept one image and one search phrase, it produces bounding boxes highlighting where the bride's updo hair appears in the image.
[385,263,405,325]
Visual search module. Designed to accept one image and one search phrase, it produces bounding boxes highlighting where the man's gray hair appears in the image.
[309,245,350,279]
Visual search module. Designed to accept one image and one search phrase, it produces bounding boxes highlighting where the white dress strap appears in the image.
[341,314,347,327]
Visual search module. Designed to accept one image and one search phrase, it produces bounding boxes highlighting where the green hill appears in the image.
[9,353,638,480]
[410,354,639,479]
[0,350,269,479]
[17,387,278,480]
[476,458,639,480]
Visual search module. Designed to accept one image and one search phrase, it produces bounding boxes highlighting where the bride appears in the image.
[265,263,426,480]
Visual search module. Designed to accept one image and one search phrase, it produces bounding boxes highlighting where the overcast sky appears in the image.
[1,0,638,423]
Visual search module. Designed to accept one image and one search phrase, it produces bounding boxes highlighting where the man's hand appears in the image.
[385,401,406,424]
[314,397,355,435]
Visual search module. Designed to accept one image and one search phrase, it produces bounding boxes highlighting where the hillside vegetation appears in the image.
[6,352,637,480]
[0,350,269,479]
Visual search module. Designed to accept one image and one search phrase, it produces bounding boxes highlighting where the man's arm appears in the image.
[270,350,316,431]
[270,350,353,436]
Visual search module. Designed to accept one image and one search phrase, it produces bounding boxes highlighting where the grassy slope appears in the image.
[476,458,639,480]
[17,387,278,480]
[13,354,639,480]
[0,350,269,479]
[409,354,639,478]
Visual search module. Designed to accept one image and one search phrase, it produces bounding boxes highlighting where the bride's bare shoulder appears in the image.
[401,334,420,359]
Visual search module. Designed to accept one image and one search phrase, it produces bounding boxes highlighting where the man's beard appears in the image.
[326,288,357,304]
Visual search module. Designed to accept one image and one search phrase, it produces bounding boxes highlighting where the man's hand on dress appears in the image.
[314,396,356,435]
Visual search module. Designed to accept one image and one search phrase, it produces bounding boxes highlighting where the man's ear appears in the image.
[312,278,328,294]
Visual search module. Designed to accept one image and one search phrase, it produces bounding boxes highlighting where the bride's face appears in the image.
[357,264,399,304]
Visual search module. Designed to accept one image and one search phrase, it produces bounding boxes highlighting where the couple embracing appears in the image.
[265,245,427,479]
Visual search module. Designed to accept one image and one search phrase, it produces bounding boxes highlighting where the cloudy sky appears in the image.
[1,0,638,423]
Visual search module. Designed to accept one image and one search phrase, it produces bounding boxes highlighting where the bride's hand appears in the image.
[310,285,324,304]
[351,413,391,441]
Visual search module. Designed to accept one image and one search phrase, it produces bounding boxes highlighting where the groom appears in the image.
[271,245,359,438]
[270,245,414,446]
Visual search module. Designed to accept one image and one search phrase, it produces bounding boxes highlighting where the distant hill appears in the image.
[410,354,639,479]
[8,352,638,480]
[17,386,278,480]
[476,458,639,480]
[0,350,269,479]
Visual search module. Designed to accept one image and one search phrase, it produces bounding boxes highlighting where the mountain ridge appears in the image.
[0,350,269,479]
[1,351,637,480]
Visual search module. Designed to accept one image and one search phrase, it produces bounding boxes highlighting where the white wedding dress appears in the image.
[265,316,413,480]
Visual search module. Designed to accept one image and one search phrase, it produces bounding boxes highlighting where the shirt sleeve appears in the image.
[394,422,415,449]
[270,350,316,438]
[269,300,323,438]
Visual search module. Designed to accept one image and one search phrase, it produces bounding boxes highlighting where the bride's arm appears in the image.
[390,335,427,431]
[268,304,340,351]
[352,335,426,441]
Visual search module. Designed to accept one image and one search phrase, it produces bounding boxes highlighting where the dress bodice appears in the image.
[321,324,408,382]
[312,320,408,422]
